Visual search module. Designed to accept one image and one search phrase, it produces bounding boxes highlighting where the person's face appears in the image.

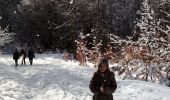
[99,64,107,72]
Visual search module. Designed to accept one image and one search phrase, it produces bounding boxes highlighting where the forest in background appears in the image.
[0,0,142,50]
[0,0,169,52]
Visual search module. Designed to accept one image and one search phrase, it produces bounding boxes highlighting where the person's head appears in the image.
[14,48,18,52]
[97,57,109,73]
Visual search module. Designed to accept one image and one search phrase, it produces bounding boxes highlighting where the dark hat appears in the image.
[97,57,109,69]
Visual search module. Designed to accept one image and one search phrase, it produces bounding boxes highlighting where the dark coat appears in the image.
[13,51,20,60]
[20,50,26,58]
[28,50,35,59]
[89,70,117,100]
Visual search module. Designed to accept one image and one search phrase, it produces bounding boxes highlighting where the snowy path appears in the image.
[0,54,170,100]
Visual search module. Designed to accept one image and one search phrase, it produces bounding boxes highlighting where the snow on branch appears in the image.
[0,27,15,47]
[54,20,73,29]
[160,10,170,18]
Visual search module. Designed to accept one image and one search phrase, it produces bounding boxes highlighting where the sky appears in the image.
[0,54,170,100]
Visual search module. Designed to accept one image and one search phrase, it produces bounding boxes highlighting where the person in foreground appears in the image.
[89,57,117,100]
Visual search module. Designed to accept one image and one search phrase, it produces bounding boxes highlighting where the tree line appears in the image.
[0,0,169,53]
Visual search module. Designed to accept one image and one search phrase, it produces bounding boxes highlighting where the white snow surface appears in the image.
[0,54,170,100]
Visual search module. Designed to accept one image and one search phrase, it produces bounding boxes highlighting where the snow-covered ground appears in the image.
[0,54,170,100]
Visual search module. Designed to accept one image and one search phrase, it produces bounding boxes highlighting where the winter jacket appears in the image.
[28,50,35,59]
[89,70,117,100]
[89,57,117,100]
[20,50,26,58]
[13,51,20,60]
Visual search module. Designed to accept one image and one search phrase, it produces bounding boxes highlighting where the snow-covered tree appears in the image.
[0,27,15,53]
[133,0,170,82]
[111,0,169,83]
[75,32,89,66]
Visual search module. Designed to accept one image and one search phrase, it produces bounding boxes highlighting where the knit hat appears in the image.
[97,57,109,69]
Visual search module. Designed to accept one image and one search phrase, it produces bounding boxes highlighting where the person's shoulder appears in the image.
[91,72,100,80]
[108,70,115,76]
[92,71,100,77]
[93,72,98,76]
